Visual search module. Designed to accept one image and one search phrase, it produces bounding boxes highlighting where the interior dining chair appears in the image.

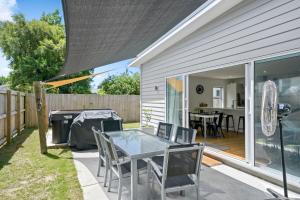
[148,143,205,200]
[188,112,203,131]
[207,113,224,137]
[101,119,123,132]
[156,122,173,141]
[101,133,147,200]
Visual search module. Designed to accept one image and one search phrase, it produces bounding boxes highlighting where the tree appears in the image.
[98,71,140,95]
[0,10,92,93]
[0,76,9,85]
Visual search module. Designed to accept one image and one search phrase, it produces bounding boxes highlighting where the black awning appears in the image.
[61,0,207,75]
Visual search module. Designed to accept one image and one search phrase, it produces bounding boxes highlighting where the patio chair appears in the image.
[175,126,196,144]
[101,133,147,200]
[148,143,205,200]
[92,127,107,178]
[150,122,174,165]
[151,126,196,167]
[92,127,126,187]
[156,122,173,141]
[101,119,123,132]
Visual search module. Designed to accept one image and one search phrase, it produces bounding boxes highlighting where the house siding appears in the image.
[140,0,300,126]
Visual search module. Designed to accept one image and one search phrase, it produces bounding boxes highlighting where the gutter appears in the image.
[129,0,244,67]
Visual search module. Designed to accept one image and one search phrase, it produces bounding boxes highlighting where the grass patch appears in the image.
[123,122,140,129]
[0,129,83,200]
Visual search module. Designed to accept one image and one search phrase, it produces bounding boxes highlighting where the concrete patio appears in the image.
[71,149,300,200]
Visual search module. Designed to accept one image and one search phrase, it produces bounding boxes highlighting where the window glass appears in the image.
[213,87,223,108]
[254,53,300,180]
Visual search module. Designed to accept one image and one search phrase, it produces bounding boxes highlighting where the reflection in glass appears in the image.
[254,53,300,181]
[166,76,183,126]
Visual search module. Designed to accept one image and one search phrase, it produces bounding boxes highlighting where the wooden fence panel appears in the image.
[0,91,6,144]
[25,94,140,127]
[0,89,26,146]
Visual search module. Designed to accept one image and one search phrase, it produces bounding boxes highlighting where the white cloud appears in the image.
[0,0,16,22]
[0,51,11,77]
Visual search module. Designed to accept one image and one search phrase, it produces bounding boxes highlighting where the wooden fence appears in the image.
[26,94,140,127]
[0,89,26,146]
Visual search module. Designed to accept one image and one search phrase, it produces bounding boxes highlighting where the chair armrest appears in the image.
[112,156,131,165]
[118,157,131,165]
[148,159,163,177]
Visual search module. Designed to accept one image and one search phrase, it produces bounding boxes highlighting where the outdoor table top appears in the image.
[105,129,175,159]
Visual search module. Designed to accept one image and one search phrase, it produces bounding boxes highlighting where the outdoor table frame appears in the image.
[105,129,175,200]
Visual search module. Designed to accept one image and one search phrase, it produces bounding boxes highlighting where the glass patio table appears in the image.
[106,129,174,200]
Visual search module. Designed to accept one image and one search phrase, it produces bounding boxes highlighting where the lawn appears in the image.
[0,129,82,200]
[123,122,140,129]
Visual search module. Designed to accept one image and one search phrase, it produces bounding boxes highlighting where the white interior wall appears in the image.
[189,76,245,111]
[188,76,228,111]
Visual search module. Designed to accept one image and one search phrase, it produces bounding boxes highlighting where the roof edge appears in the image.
[129,0,244,67]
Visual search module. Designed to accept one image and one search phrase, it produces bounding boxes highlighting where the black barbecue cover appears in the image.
[68,109,121,150]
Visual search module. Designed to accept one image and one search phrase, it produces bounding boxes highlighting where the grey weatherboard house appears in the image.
[130,0,300,193]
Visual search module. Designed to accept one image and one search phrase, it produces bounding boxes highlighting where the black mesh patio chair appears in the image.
[101,133,147,200]
[92,127,107,177]
[92,127,114,188]
[92,127,126,187]
[101,119,123,132]
[175,126,196,144]
[151,122,174,166]
[152,126,196,167]
[148,143,205,200]
[156,122,173,141]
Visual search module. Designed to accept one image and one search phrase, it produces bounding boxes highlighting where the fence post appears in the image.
[16,92,21,134]
[33,81,47,154]
[6,90,12,144]
[41,90,49,133]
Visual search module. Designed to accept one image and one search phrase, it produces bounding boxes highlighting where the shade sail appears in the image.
[44,72,105,88]
[61,0,207,75]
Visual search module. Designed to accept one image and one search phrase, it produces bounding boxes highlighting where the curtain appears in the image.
[167,77,183,126]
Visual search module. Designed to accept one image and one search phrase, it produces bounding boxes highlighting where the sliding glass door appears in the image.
[254,52,300,180]
[166,76,184,126]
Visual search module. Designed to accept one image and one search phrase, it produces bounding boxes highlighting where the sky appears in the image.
[0,0,139,91]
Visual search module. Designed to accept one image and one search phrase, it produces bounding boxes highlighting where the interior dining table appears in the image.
[105,129,174,200]
[190,113,216,138]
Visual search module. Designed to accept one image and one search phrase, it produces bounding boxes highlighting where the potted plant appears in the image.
[141,109,154,134]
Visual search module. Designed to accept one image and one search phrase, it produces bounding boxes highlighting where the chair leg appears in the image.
[118,178,122,200]
[104,164,109,187]
[220,128,225,138]
[151,172,155,192]
[146,163,151,200]
[237,117,240,134]
[161,188,166,200]
[196,186,200,200]
[108,169,113,192]
[226,117,229,132]
[97,157,101,177]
